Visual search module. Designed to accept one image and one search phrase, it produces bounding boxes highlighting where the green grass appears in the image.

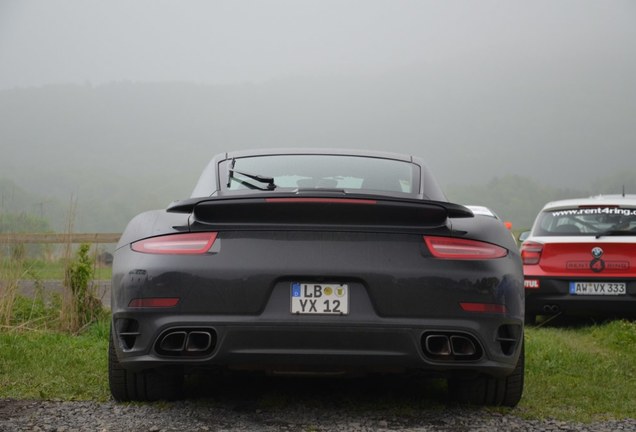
[518,321,636,422]
[0,317,635,422]
[9,293,62,330]
[22,259,112,280]
[0,319,110,401]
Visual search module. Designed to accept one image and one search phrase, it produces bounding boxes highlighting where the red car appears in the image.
[520,195,636,324]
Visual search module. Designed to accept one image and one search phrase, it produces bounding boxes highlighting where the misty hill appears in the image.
[1,79,635,232]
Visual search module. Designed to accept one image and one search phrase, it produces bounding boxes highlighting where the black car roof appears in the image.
[224,148,414,162]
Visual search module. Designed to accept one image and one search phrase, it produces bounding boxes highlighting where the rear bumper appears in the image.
[111,231,524,378]
[112,312,523,378]
[525,277,636,317]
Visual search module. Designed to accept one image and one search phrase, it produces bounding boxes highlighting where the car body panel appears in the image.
[526,237,636,277]
[110,149,524,401]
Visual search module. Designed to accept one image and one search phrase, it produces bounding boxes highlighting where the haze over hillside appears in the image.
[1,78,635,232]
[1,1,635,232]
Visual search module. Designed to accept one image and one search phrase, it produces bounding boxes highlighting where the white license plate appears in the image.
[569,281,626,296]
[291,282,349,315]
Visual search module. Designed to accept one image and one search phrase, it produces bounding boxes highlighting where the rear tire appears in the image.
[109,328,184,402]
[448,343,524,407]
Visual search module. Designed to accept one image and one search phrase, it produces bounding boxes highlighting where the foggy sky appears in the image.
[1,0,636,191]
[2,1,635,89]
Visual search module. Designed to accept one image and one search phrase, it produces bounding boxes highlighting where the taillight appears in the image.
[131,232,217,254]
[460,302,507,314]
[424,236,507,259]
[265,198,377,205]
[520,241,543,265]
[128,298,180,308]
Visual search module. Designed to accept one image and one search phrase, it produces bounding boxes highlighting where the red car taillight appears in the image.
[128,298,180,308]
[424,236,507,259]
[460,302,507,314]
[131,232,218,255]
[520,241,543,265]
[265,197,377,205]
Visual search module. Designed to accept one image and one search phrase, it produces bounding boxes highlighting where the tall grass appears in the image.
[1,245,106,333]
[18,259,112,280]
[5,293,62,332]
[57,197,104,333]
[0,239,33,327]
[60,243,103,333]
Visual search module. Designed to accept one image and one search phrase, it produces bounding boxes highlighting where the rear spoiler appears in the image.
[167,194,473,232]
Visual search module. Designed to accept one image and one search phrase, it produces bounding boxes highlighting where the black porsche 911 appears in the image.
[109,148,524,406]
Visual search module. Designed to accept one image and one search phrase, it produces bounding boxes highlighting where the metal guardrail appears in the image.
[0,233,121,244]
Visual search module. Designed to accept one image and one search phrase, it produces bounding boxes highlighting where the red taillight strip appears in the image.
[128,298,180,308]
[520,241,543,265]
[132,232,217,255]
[265,198,377,205]
[460,302,507,314]
[424,236,507,259]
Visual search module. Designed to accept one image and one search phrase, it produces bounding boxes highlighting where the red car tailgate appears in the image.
[537,242,636,277]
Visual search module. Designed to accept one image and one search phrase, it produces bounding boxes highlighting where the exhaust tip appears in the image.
[450,335,477,357]
[156,328,217,357]
[159,331,187,352]
[543,304,560,314]
[425,335,451,356]
[186,331,213,352]
[421,331,483,361]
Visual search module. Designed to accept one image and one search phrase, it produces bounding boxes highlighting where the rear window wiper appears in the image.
[595,229,634,239]
[227,159,276,190]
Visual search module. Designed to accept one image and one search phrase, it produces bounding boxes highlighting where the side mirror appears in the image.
[518,231,530,242]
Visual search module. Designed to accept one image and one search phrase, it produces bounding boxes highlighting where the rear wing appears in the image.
[167,194,473,233]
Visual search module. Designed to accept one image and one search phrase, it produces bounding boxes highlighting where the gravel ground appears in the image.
[1,398,636,432]
[2,373,635,432]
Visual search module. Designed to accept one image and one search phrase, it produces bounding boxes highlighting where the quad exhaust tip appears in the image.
[425,335,452,356]
[185,331,213,352]
[156,328,216,356]
[450,335,478,357]
[543,304,560,314]
[422,332,482,361]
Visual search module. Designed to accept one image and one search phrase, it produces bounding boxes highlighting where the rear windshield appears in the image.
[222,155,419,194]
[533,207,636,236]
